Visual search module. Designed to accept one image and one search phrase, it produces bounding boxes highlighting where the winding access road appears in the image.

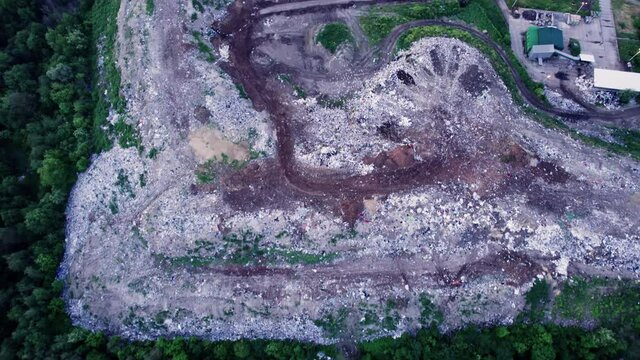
[215,0,639,202]
[256,0,640,125]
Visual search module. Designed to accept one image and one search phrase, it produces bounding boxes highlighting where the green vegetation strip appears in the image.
[192,31,216,62]
[359,0,460,45]
[92,0,127,151]
[509,0,600,15]
[553,277,640,326]
[156,231,339,268]
[146,0,155,15]
[316,22,354,54]
[619,38,640,72]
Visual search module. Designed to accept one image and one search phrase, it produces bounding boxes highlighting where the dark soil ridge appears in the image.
[199,0,636,283]
[212,1,637,217]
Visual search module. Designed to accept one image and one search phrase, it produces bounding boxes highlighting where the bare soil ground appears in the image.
[61,0,640,343]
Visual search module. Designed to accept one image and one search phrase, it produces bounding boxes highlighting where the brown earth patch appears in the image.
[189,126,250,162]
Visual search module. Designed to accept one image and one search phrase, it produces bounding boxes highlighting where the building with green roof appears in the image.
[525,27,564,53]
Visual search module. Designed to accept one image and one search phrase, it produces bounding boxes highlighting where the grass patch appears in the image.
[509,0,599,14]
[569,38,581,56]
[108,194,119,215]
[115,169,135,198]
[235,83,249,99]
[293,85,307,99]
[381,299,400,331]
[330,228,357,244]
[266,248,338,265]
[315,308,349,338]
[192,31,216,62]
[277,73,292,83]
[156,231,339,268]
[317,94,348,109]
[91,0,126,151]
[276,73,307,99]
[572,129,640,160]
[520,279,551,322]
[419,294,444,327]
[113,118,142,150]
[553,277,640,326]
[194,152,258,184]
[359,0,460,45]
[195,158,217,184]
[610,128,640,156]
[316,22,354,53]
[192,0,205,12]
[359,15,402,46]
[612,0,640,39]
[158,248,338,268]
[455,0,510,47]
[618,38,640,72]
[146,0,155,15]
[147,146,160,159]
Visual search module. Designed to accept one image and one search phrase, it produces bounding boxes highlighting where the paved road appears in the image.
[598,0,623,69]
[258,0,414,15]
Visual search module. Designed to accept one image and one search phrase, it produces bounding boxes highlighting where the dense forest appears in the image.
[0,0,639,359]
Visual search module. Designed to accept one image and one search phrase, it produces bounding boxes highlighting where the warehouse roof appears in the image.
[525,27,538,53]
[525,27,564,53]
[538,27,564,50]
[593,68,640,92]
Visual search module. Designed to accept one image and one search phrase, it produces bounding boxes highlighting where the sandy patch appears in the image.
[189,126,249,162]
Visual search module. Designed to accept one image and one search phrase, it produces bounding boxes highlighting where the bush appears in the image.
[618,38,640,72]
[619,89,637,105]
[315,22,354,54]
[569,38,581,56]
[146,0,154,14]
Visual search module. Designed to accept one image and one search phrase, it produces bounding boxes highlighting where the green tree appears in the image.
[233,341,252,359]
[38,150,73,190]
[619,90,637,105]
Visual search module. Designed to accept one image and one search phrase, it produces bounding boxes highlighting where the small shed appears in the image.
[593,69,640,92]
[579,53,595,63]
[528,44,555,60]
[566,14,581,25]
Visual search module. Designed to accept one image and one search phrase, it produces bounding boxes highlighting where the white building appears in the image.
[528,44,555,61]
[593,69,640,92]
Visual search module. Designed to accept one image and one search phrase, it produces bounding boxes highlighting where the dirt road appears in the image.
[62,0,640,342]
[216,1,639,210]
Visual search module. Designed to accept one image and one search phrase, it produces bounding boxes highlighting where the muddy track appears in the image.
[378,20,640,125]
[217,4,460,202]
[215,1,638,209]
[256,0,640,124]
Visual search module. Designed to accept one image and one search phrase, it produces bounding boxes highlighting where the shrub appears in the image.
[619,89,637,105]
[315,22,354,54]
[569,38,581,56]
[146,0,154,15]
